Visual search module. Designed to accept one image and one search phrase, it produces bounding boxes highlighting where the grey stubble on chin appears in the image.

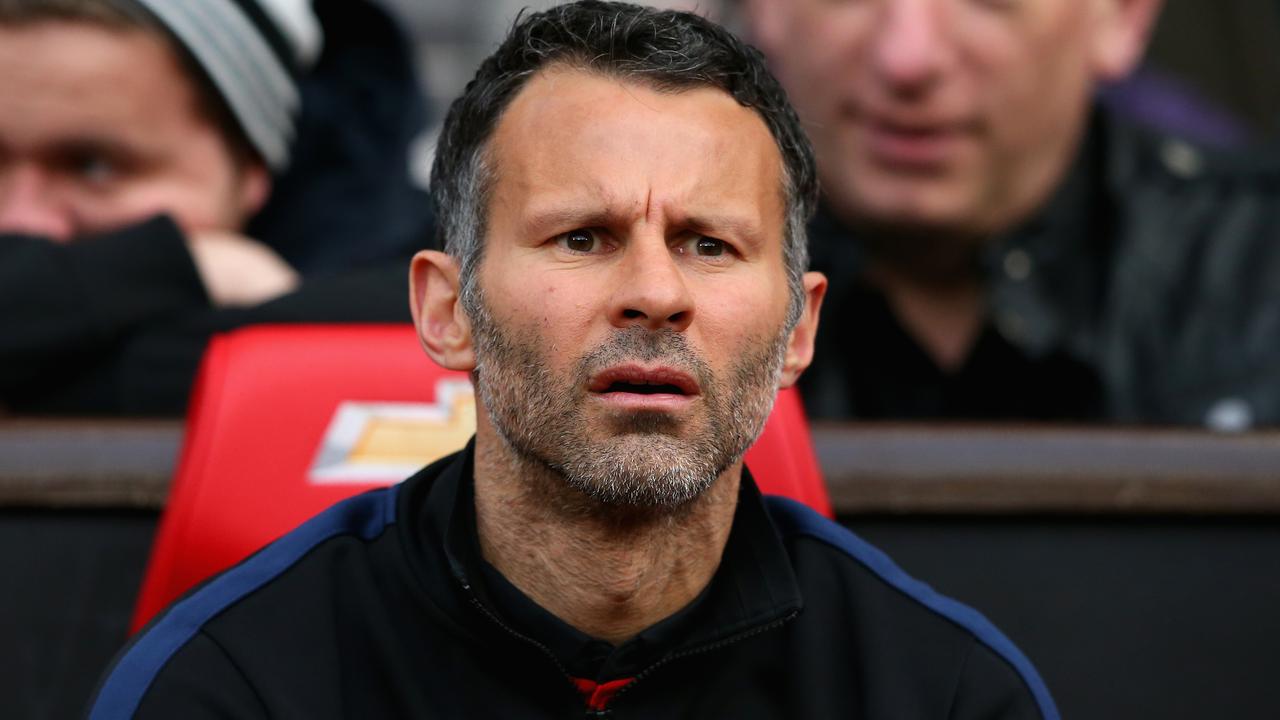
[469,294,787,510]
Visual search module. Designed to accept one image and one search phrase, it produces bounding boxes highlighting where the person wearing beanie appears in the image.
[0,0,432,414]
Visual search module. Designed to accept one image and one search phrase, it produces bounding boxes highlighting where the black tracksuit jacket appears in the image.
[89,447,1057,719]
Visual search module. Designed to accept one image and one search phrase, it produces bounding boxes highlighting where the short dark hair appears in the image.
[0,0,151,26]
[0,0,260,168]
[431,0,818,328]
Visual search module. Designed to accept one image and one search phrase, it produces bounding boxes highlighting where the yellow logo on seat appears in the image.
[309,380,476,485]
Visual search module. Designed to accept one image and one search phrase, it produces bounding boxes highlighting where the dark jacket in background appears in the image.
[0,0,427,416]
[247,0,433,276]
[802,108,1280,428]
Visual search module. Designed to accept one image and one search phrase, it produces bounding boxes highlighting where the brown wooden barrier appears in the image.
[3,419,1280,513]
[0,419,179,508]
[812,422,1280,514]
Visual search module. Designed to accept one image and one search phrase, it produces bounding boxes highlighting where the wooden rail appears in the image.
[812,422,1280,514]
[3,419,1279,513]
[0,420,180,508]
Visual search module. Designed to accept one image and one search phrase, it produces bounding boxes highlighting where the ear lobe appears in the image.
[236,162,272,220]
[779,271,827,389]
[409,250,476,371]
[1091,0,1163,81]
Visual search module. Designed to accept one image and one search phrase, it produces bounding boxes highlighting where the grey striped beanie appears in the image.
[132,0,323,171]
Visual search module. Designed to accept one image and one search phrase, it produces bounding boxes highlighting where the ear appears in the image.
[1090,0,1163,81]
[779,271,827,389]
[409,250,476,371]
[236,161,272,219]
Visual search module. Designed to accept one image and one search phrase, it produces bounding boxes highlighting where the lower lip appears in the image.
[863,122,966,169]
[592,392,695,411]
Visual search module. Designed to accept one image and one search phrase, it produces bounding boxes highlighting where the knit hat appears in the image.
[131,0,323,171]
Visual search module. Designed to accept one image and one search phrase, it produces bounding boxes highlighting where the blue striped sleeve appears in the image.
[87,485,400,719]
[765,495,1060,720]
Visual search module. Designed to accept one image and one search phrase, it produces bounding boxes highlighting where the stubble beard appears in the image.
[467,295,787,510]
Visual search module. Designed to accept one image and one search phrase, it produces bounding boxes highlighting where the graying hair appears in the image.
[431,1,818,329]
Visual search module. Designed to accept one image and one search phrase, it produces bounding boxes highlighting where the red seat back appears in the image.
[131,324,830,632]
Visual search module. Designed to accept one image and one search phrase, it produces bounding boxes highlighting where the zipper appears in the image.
[602,607,801,712]
[459,574,799,718]
[457,580,587,707]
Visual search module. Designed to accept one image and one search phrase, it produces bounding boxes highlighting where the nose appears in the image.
[609,234,694,333]
[869,0,951,94]
[0,165,75,241]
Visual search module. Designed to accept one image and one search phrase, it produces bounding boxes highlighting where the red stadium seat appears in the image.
[131,324,830,632]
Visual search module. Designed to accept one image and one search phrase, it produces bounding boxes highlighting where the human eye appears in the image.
[77,155,116,184]
[59,148,121,187]
[674,235,732,261]
[694,237,727,257]
[553,228,611,254]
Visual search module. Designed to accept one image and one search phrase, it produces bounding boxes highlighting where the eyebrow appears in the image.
[683,213,765,247]
[41,136,149,166]
[523,203,765,246]
[523,204,618,236]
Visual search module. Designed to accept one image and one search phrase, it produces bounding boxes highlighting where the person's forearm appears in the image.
[0,216,209,389]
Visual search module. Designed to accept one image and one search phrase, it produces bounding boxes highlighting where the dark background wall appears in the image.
[1143,0,1280,140]
[851,515,1280,720]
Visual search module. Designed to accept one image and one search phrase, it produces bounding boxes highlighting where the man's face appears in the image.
[754,0,1146,237]
[465,67,817,507]
[0,21,266,242]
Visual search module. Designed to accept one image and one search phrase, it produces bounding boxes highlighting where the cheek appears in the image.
[692,272,789,356]
[966,10,1094,146]
[153,137,250,233]
[788,11,869,97]
[65,182,193,236]
[78,165,245,236]
[529,282,574,342]
[488,269,599,352]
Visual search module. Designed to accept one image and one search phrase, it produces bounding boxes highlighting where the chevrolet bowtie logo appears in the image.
[308,379,476,485]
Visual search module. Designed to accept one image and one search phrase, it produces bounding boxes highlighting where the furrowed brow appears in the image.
[523,204,620,236]
[685,213,765,247]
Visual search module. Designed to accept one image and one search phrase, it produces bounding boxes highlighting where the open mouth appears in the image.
[603,380,688,395]
[588,365,700,398]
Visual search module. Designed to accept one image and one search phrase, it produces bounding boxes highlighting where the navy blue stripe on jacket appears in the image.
[87,486,400,720]
[765,495,1060,720]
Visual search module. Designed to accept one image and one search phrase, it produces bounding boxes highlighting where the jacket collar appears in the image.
[402,442,803,680]
[979,109,1113,361]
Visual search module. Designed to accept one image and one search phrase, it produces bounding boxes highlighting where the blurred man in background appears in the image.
[0,0,430,414]
[749,0,1280,429]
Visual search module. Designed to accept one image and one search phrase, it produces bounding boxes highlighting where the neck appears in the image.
[851,216,984,284]
[471,429,739,646]
[837,219,987,371]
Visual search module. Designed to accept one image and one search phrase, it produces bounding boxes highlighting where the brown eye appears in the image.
[558,229,597,253]
[695,237,725,256]
[64,152,118,186]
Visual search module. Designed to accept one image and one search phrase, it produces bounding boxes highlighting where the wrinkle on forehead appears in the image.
[487,65,784,246]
